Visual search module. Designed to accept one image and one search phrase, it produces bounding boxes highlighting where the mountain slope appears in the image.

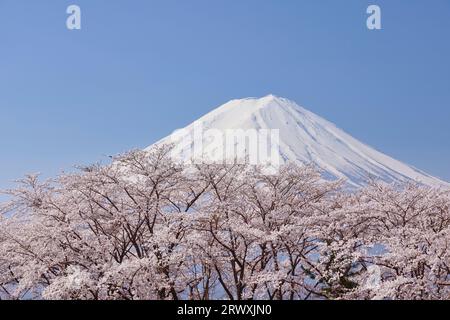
[147,95,448,188]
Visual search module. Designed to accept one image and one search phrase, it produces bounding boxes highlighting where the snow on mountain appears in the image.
[146,95,448,188]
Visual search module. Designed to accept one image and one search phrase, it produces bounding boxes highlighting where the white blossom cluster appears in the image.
[1,145,449,300]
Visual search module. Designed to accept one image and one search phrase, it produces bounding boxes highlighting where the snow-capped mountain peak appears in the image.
[148,96,448,188]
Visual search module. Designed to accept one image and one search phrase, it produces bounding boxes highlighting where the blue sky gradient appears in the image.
[1,0,449,190]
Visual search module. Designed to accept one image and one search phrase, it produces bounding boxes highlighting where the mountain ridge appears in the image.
[146,95,448,188]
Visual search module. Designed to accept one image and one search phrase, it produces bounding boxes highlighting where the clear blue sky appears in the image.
[1,0,450,191]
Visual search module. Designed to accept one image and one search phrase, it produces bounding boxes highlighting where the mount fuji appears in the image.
[147,95,448,188]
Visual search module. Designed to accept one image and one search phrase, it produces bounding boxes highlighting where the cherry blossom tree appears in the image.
[1,145,449,300]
